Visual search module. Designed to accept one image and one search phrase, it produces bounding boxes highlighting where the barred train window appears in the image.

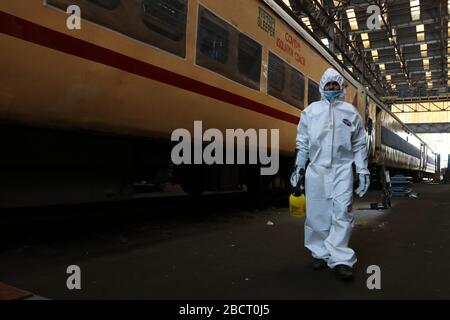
[46,0,188,58]
[88,0,120,10]
[290,68,305,103]
[196,6,262,90]
[238,34,262,84]
[268,53,285,93]
[142,0,187,42]
[268,52,304,109]
[308,79,321,105]
[198,15,229,63]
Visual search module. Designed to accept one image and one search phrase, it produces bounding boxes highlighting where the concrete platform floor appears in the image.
[1,183,450,299]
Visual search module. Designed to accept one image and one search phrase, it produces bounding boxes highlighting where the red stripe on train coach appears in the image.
[0,10,300,125]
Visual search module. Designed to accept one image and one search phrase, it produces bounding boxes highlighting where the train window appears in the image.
[47,0,188,58]
[308,79,321,105]
[290,68,305,105]
[88,0,120,10]
[142,0,188,42]
[268,52,303,108]
[238,34,262,84]
[198,14,229,63]
[196,6,261,90]
[268,52,285,94]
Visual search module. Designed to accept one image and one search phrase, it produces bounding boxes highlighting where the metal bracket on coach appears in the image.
[370,166,392,210]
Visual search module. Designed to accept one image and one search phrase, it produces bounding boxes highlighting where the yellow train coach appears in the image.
[0,0,436,207]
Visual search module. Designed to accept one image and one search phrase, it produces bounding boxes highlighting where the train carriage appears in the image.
[0,0,436,207]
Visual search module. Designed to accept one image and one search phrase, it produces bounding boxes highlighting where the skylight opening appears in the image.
[420,43,427,57]
[410,0,421,21]
[416,24,425,41]
[302,17,313,32]
[371,49,379,62]
[282,0,292,9]
[346,8,359,30]
[361,32,371,49]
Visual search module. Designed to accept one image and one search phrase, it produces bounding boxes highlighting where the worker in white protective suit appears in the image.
[290,68,370,280]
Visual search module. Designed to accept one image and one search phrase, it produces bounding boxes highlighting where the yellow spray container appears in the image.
[289,168,306,218]
[289,192,306,218]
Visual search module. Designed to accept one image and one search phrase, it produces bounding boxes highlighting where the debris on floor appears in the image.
[370,202,387,210]
[391,175,414,197]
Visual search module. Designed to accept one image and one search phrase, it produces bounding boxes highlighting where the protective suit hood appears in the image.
[319,68,345,101]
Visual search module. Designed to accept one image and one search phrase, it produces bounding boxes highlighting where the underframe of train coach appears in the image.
[0,124,293,208]
[368,162,435,192]
[1,123,436,208]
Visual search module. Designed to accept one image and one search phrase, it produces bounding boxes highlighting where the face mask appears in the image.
[323,90,341,101]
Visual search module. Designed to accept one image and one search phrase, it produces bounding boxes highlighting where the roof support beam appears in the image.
[373,56,444,66]
[388,69,444,76]
[363,39,449,52]
[389,96,450,103]
[407,123,450,132]
[349,18,443,35]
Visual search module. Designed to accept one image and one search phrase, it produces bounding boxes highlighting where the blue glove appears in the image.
[290,166,305,188]
[355,174,370,197]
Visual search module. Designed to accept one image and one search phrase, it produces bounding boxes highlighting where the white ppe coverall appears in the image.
[296,68,369,268]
